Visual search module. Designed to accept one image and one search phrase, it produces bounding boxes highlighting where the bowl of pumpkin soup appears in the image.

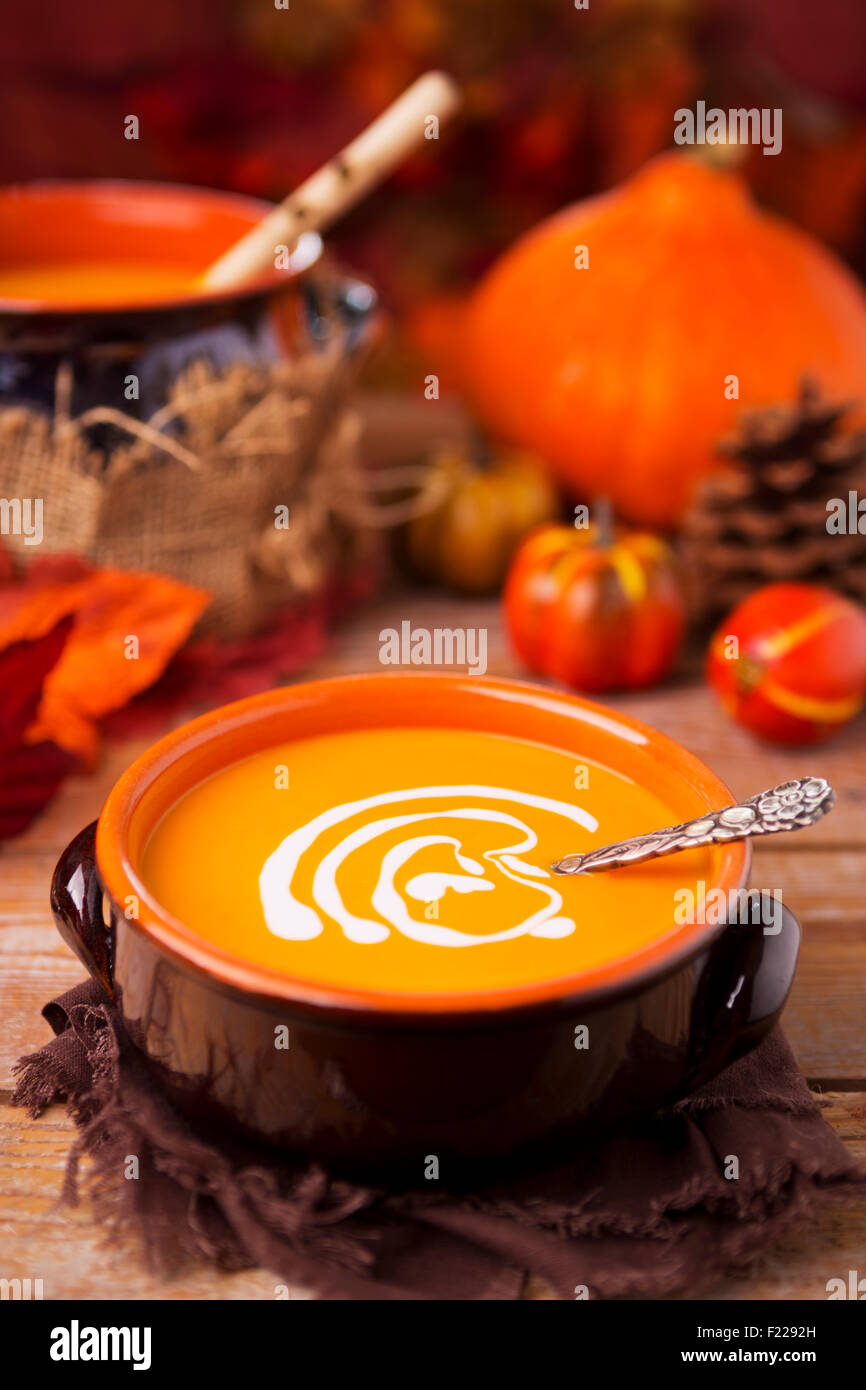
[51,674,801,1170]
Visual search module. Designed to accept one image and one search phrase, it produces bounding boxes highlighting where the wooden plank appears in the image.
[2,733,167,857]
[670,1096,866,1302]
[750,846,865,918]
[783,927,866,1085]
[2,1095,862,1303]
[1,581,863,1299]
[3,591,863,856]
[0,1103,309,1300]
[4,927,863,1091]
[526,1093,866,1301]
[360,392,469,464]
[3,852,863,1088]
[312,590,866,847]
[605,684,866,849]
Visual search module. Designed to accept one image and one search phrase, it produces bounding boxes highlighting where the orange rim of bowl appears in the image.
[95,673,751,1018]
[0,180,323,317]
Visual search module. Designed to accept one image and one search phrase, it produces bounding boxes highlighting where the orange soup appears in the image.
[0,262,197,306]
[140,726,721,996]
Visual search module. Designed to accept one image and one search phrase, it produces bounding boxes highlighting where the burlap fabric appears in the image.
[0,342,378,638]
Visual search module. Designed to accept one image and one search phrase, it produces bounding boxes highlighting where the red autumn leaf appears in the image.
[0,618,74,841]
[0,738,75,841]
[0,618,73,750]
[101,565,379,739]
[0,559,209,765]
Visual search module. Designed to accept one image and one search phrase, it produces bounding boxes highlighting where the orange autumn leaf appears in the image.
[0,556,91,642]
[0,564,209,765]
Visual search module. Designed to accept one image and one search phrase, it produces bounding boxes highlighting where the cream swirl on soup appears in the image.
[140,727,722,997]
[259,786,597,948]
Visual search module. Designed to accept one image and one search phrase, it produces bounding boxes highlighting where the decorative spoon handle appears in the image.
[551,777,835,876]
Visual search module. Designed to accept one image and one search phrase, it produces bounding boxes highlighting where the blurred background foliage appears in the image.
[3,0,866,377]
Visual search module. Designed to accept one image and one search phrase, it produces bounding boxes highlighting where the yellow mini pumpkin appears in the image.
[406,446,560,595]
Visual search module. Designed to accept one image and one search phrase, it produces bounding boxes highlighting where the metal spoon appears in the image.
[551,777,835,876]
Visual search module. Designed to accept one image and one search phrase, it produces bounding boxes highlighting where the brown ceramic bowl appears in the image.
[51,674,800,1175]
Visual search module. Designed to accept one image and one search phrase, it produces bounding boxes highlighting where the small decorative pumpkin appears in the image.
[465,152,866,526]
[405,445,560,595]
[503,510,686,692]
[707,582,866,744]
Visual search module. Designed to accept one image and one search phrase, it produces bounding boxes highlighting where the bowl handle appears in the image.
[684,892,801,1090]
[50,821,115,1001]
[303,274,378,355]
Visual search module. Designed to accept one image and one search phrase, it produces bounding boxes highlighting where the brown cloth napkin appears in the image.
[13,980,864,1301]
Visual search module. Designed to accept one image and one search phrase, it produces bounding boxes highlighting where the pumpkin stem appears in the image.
[591,496,615,547]
[736,651,764,695]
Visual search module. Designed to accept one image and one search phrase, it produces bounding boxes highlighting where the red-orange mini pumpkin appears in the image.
[503,517,686,692]
[707,582,866,745]
[465,153,866,526]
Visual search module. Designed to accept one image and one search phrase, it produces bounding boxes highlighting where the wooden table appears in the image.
[2,589,864,1300]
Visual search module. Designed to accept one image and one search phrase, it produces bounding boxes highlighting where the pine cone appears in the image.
[680,380,866,620]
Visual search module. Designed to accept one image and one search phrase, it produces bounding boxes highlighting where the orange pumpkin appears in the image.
[503,516,686,692]
[465,153,866,527]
